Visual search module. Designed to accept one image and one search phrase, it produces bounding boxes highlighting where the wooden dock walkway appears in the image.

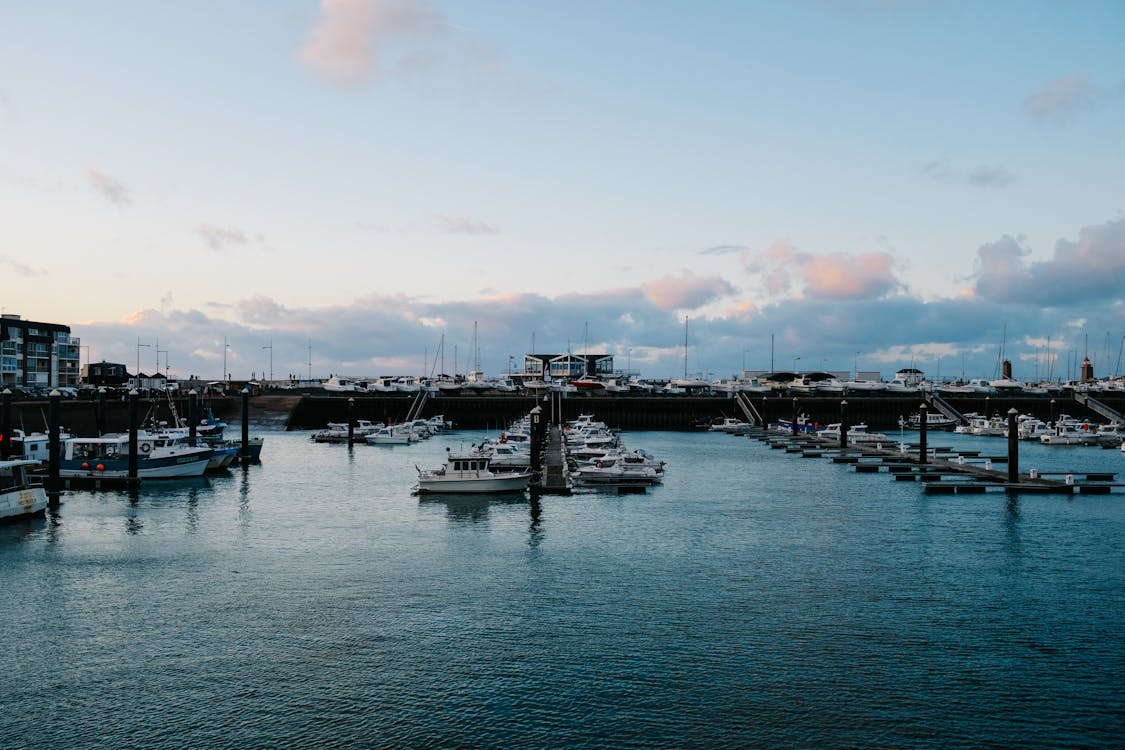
[750,428,1122,495]
[536,424,571,494]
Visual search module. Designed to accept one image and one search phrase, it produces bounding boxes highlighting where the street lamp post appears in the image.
[223,336,231,387]
[263,340,273,385]
[136,337,150,389]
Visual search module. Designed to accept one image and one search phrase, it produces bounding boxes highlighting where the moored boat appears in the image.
[415,449,531,494]
[0,459,47,521]
[60,433,212,479]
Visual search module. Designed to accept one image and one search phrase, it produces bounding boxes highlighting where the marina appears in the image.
[2,427,1122,747]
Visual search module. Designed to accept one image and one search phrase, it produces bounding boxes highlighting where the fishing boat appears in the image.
[59,433,213,479]
[415,449,531,494]
[0,459,48,521]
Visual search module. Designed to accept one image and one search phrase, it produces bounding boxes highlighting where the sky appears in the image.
[2,0,1124,383]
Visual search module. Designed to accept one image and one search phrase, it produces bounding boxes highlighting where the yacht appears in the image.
[322,376,367,393]
[415,449,531,494]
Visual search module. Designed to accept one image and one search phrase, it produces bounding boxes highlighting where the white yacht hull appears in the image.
[416,471,531,494]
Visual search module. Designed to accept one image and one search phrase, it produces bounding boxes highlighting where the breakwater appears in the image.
[9,391,1124,434]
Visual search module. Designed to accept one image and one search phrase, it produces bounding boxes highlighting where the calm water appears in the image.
[2,428,1123,749]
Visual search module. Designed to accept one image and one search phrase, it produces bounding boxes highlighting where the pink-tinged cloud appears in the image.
[1023,72,1096,119]
[804,252,900,299]
[641,270,736,310]
[744,242,903,300]
[85,167,130,205]
[300,0,444,84]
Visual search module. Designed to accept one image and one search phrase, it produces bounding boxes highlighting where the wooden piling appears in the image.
[1007,408,1019,483]
[918,402,928,465]
[48,390,61,506]
[241,387,251,462]
[128,389,139,485]
[188,389,198,445]
[0,388,10,460]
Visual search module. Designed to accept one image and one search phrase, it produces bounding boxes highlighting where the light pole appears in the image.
[223,336,231,386]
[793,355,801,373]
[136,337,150,388]
[263,340,273,384]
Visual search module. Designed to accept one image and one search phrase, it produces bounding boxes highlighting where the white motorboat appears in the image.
[1040,422,1098,446]
[816,423,889,445]
[366,425,414,445]
[970,416,1008,437]
[60,433,212,479]
[0,459,48,521]
[710,417,752,434]
[899,412,958,431]
[322,375,367,393]
[479,442,530,469]
[415,450,531,494]
[573,456,662,486]
[842,379,887,393]
[326,419,383,436]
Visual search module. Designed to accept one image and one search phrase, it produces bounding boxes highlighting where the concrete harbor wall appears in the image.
[6,391,1124,436]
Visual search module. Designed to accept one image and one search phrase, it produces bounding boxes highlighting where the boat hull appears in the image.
[59,455,211,479]
[416,472,531,494]
[1,486,48,521]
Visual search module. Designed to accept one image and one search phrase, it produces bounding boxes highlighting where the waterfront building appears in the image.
[81,361,130,388]
[520,353,614,383]
[0,313,81,389]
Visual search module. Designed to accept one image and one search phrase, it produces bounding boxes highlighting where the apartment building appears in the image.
[0,314,81,389]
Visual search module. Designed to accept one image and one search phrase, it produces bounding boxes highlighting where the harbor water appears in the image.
[2,429,1123,748]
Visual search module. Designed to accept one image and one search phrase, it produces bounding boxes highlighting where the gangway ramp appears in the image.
[735,392,763,426]
[925,391,967,425]
[1074,392,1125,424]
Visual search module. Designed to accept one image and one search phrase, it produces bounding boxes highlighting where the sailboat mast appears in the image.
[684,316,689,379]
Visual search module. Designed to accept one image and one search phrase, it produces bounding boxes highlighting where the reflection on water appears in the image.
[419,493,530,524]
[528,496,544,548]
[238,467,252,529]
[1,429,1121,749]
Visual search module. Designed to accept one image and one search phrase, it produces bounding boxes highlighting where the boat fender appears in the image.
[140,442,151,454]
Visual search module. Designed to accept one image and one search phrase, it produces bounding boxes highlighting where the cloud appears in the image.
[0,255,41,277]
[804,252,901,299]
[85,167,131,205]
[299,0,445,85]
[698,244,748,256]
[967,166,1016,188]
[1023,72,1098,120]
[743,241,904,301]
[921,159,1016,189]
[641,270,737,310]
[438,215,499,235]
[198,224,248,251]
[971,218,1125,306]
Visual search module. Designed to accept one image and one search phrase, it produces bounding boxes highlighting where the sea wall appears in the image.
[5,392,1123,436]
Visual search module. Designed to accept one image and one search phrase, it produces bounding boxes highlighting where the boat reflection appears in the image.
[419,492,531,524]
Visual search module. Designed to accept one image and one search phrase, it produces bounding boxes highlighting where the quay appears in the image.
[6,390,1124,434]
